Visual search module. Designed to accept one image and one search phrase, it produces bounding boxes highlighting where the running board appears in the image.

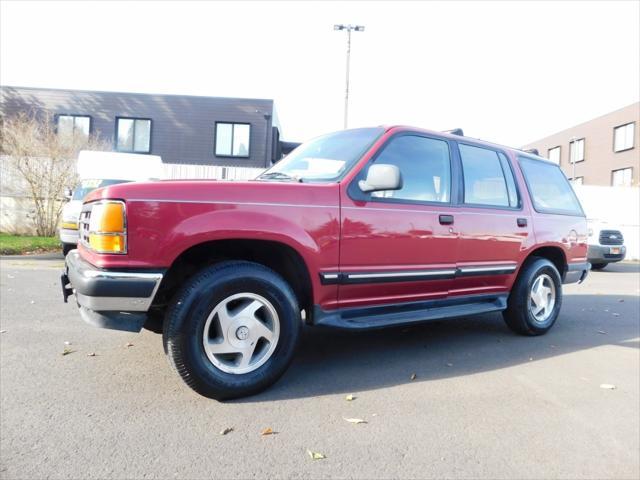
[313,294,508,330]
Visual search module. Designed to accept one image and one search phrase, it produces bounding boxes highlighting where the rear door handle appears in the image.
[517,218,528,227]
[439,214,454,225]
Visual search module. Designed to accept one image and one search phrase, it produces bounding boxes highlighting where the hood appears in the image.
[84,179,339,207]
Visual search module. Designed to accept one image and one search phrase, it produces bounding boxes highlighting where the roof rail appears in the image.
[443,128,464,136]
[522,148,539,155]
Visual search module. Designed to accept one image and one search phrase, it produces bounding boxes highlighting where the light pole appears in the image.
[334,24,365,129]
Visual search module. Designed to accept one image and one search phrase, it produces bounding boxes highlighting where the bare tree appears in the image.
[1,111,109,236]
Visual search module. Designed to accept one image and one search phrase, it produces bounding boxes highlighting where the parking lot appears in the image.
[0,255,638,479]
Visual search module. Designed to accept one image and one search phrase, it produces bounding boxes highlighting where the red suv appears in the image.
[61,126,589,399]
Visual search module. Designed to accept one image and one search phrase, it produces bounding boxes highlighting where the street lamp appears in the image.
[334,24,365,129]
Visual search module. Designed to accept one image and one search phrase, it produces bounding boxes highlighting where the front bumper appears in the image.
[59,228,79,245]
[587,244,626,264]
[61,250,163,332]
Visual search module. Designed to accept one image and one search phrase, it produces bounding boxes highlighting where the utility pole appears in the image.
[334,24,365,129]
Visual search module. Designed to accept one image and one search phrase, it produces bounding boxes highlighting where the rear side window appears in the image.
[459,144,519,208]
[518,156,584,216]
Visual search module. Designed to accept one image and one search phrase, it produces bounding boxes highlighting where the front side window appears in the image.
[459,144,518,208]
[215,122,250,157]
[611,167,633,187]
[368,135,451,203]
[614,122,635,152]
[548,146,561,165]
[116,117,151,153]
[569,138,585,163]
[57,114,91,138]
[519,156,584,216]
[260,127,384,182]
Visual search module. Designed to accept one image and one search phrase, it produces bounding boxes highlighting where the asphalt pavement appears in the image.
[1,255,638,479]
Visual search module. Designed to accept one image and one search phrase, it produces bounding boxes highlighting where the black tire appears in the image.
[62,243,75,256]
[590,263,607,270]
[163,261,301,400]
[503,257,562,336]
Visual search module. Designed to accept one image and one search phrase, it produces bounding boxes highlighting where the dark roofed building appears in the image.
[0,85,295,168]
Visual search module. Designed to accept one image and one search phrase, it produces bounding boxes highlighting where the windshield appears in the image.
[72,179,131,201]
[260,127,384,182]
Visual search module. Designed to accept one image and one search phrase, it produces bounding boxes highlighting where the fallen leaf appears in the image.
[261,427,276,436]
[600,384,616,390]
[307,449,326,460]
[220,427,233,435]
[343,417,367,424]
[345,394,356,401]
[125,342,134,348]
[410,373,416,381]
[87,352,96,357]
[64,341,72,346]
[62,347,75,356]
[597,330,607,335]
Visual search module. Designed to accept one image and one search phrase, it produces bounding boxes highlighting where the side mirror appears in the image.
[358,164,402,193]
[63,188,73,201]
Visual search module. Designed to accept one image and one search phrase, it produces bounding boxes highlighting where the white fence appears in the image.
[574,185,640,260]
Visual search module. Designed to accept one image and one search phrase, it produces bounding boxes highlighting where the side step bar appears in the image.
[313,294,508,330]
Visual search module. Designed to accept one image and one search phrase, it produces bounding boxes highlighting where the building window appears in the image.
[115,117,152,153]
[614,122,635,152]
[215,122,250,157]
[569,138,585,163]
[56,114,91,138]
[611,168,633,187]
[547,146,561,165]
[569,176,584,186]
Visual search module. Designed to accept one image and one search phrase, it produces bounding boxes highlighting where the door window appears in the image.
[459,144,519,208]
[368,135,451,203]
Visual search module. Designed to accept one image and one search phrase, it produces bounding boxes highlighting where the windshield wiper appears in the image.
[258,172,302,182]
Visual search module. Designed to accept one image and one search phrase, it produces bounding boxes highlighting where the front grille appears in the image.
[599,230,624,246]
[78,203,92,246]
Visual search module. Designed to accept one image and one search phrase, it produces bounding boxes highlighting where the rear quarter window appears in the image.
[518,156,584,216]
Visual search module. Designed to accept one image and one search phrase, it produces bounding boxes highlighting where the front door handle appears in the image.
[517,218,528,227]
[439,214,454,225]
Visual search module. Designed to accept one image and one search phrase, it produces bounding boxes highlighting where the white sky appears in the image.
[1,0,639,147]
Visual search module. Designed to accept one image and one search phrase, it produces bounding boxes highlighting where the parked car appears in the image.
[61,126,589,400]
[586,219,626,270]
[59,151,162,255]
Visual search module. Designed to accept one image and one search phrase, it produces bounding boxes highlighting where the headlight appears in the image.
[87,201,127,254]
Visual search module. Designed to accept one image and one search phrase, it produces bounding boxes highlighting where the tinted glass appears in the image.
[459,144,509,207]
[265,127,384,181]
[369,135,451,203]
[232,124,250,156]
[72,179,131,200]
[57,116,74,137]
[117,118,134,151]
[519,156,584,216]
[75,116,91,137]
[133,119,151,152]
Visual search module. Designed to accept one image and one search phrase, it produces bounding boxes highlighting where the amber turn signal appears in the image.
[88,234,126,253]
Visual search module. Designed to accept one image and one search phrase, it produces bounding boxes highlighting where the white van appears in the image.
[60,151,162,255]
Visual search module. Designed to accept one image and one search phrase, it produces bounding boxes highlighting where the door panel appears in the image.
[338,134,458,308]
[451,144,531,296]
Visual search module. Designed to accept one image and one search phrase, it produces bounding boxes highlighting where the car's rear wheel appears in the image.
[503,257,562,336]
[163,261,300,400]
[590,263,607,270]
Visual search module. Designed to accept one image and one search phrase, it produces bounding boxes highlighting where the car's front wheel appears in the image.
[503,257,562,336]
[163,261,301,400]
